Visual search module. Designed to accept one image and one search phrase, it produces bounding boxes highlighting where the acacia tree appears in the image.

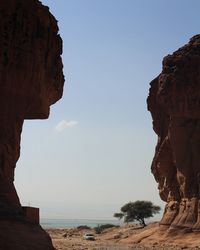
[114,200,161,227]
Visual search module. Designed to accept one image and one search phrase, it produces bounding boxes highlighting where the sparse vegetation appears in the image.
[114,200,161,227]
[77,225,91,230]
[94,224,119,234]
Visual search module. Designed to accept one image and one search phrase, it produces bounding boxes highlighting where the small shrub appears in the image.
[77,225,91,230]
[94,224,102,234]
[94,224,119,234]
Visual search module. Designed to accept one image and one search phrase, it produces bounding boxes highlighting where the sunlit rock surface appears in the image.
[148,35,200,230]
[0,0,64,249]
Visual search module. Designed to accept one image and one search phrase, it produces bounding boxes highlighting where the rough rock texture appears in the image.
[147,35,200,230]
[0,0,64,249]
[0,220,55,250]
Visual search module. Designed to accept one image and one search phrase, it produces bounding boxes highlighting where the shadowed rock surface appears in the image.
[147,35,200,230]
[0,0,64,249]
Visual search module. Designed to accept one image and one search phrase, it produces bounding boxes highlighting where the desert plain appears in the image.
[47,223,200,250]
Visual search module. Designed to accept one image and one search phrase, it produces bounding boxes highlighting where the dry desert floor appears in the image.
[47,223,200,250]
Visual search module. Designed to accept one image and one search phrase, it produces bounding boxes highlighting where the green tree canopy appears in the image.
[113,212,124,220]
[114,200,161,227]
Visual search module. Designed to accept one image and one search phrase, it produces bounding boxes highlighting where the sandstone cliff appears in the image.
[148,35,200,230]
[0,0,64,249]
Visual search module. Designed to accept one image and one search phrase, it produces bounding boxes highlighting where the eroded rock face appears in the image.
[0,0,64,249]
[0,0,64,215]
[147,35,200,230]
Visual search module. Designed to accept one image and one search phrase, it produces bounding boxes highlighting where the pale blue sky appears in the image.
[15,0,200,219]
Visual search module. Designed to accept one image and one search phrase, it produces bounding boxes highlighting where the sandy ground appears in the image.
[46,223,200,250]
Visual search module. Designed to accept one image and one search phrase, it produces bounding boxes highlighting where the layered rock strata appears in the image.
[0,0,64,249]
[147,35,200,230]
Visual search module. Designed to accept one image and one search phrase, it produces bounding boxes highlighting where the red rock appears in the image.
[0,220,55,250]
[148,35,200,230]
[0,0,64,249]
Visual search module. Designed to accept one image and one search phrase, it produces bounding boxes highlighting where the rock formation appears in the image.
[147,35,200,231]
[0,0,64,249]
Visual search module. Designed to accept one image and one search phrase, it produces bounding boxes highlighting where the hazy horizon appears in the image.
[14,0,200,220]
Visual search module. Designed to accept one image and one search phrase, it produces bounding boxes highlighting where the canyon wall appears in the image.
[0,0,64,249]
[148,35,200,230]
